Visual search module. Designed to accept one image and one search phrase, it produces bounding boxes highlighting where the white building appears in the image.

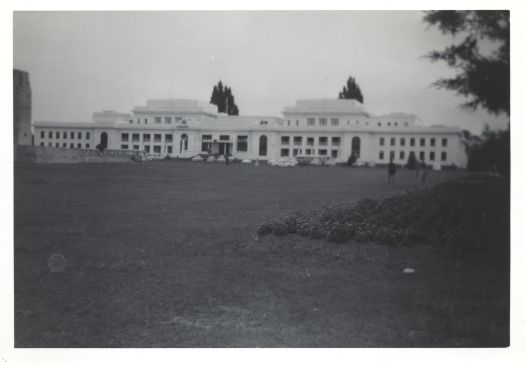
[32,98,468,167]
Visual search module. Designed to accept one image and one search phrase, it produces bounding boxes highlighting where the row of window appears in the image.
[281,148,339,158]
[40,142,90,149]
[379,136,448,148]
[121,133,176,143]
[201,135,249,153]
[376,121,410,127]
[129,117,187,125]
[281,136,341,146]
[40,130,91,140]
[379,150,447,162]
[120,145,174,154]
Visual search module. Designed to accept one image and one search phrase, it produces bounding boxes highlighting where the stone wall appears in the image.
[15,146,133,164]
[13,69,32,147]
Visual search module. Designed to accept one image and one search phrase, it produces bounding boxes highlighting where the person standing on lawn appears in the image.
[387,158,396,184]
[420,159,428,184]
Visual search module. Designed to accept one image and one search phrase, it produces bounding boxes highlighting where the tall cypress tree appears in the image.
[209,80,239,115]
[338,76,364,104]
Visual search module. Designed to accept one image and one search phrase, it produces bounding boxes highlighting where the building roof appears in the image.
[282,99,369,116]
[132,99,219,116]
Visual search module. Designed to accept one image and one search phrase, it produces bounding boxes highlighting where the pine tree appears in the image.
[338,76,364,103]
[209,81,239,115]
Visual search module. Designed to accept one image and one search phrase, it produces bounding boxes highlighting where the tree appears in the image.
[406,151,417,170]
[338,76,364,103]
[423,11,509,116]
[466,125,510,176]
[210,80,239,115]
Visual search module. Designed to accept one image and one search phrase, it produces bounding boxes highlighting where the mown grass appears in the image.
[14,162,509,347]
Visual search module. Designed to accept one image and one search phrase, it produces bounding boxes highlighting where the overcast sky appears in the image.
[13,11,509,134]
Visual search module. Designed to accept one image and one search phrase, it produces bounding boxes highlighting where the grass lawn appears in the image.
[14,161,509,347]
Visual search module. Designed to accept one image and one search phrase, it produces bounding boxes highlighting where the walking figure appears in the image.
[420,159,428,184]
[225,153,229,166]
[387,158,396,184]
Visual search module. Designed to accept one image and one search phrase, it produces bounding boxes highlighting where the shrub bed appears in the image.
[255,176,509,248]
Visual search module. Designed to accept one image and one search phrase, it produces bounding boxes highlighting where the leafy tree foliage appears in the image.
[465,125,510,176]
[423,11,509,116]
[338,76,364,103]
[406,151,417,169]
[210,80,239,115]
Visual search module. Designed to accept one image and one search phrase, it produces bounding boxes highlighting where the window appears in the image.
[137,118,141,124]
[280,148,289,157]
[121,144,129,150]
[175,117,182,122]
[400,151,405,160]
[86,132,90,139]
[390,137,396,146]
[219,135,230,141]
[63,132,67,139]
[292,148,299,156]
[307,118,315,126]
[390,151,395,161]
[318,149,327,156]
[144,145,151,153]
[132,134,140,142]
[121,133,129,142]
[331,118,339,126]
[332,137,341,146]
[153,146,161,153]
[293,136,302,146]
[419,151,425,161]
[296,120,299,126]
[55,143,60,147]
[144,118,148,124]
[400,138,405,146]
[129,120,133,124]
[56,131,60,139]
[40,131,45,138]
[201,135,212,152]
[429,151,435,161]
[167,146,173,154]
[319,137,328,146]
[305,149,312,155]
[441,151,447,161]
[379,137,385,146]
[378,122,382,127]
[40,142,44,146]
[78,132,82,139]
[165,134,173,143]
[404,122,408,126]
[430,138,436,147]
[442,138,448,147]
[77,143,82,148]
[319,118,327,126]
[287,120,291,126]
[394,122,398,126]
[69,143,74,148]
[164,117,172,124]
[331,150,338,158]
[281,136,290,145]
[133,145,140,150]
[154,134,162,143]
[410,137,415,146]
[420,138,426,147]
[143,134,151,143]
[379,151,384,160]
[47,131,52,138]
[307,137,314,146]
[85,143,90,149]
[180,134,189,151]
[237,135,248,152]
[387,122,391,126]
[259,135,267,156]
